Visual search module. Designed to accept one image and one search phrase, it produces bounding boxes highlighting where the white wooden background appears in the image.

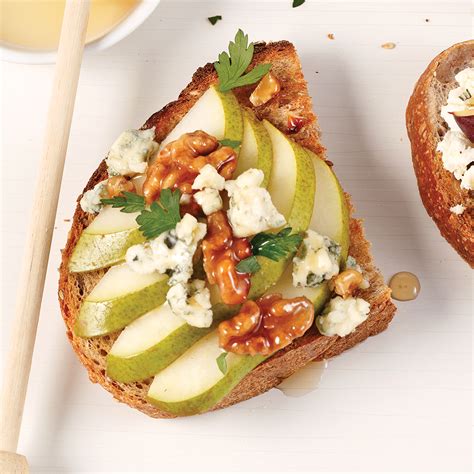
[1,1,472,472]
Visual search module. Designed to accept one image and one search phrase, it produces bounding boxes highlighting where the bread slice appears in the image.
[59,41,396,418]
[406,40,474,267]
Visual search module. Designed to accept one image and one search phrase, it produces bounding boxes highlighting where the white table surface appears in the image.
[1,1,472,472]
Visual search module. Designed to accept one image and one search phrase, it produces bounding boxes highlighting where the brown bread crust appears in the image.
[406,40,474,267]
[59,41,396,418]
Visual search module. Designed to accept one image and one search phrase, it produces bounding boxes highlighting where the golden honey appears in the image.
[0,0,140,51]
[389,271,421,301]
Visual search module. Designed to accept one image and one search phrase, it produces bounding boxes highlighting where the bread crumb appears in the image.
[425,18,430,22]
[64,218,71,222]
[327,33,335,40]
[381,42,396,49]
[450,204,465,215]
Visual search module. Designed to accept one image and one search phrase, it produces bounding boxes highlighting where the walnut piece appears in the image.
[202,211,252,305]
[249,72,281,107]
[142,131,237,204]
[106,175,135,198]
[329,269,364,299]
[218,293,314,356]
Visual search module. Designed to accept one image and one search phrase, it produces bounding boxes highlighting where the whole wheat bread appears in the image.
[406,40,474,267]
[59,41,396,418]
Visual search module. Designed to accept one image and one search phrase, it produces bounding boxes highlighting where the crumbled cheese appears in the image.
[194,188,223,215]
[316,296,370,337]
[106,127,158,176]
[79,180,108,214]
[125,213,206,284]
[180,193,192,205]
[436,131,474,180]
[440,68,474,132]
[225,168,286,238]
[292,230,341,288]
[192,164,225,191]
[166,279,213,328]
[450,204,466,215]
[345,255,370,289]
[460,166,474,191]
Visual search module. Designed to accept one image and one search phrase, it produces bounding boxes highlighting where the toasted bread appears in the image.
[58,41,396,418]
[406,40,474,267]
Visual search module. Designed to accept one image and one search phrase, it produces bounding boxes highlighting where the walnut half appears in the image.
[218,293,314,356]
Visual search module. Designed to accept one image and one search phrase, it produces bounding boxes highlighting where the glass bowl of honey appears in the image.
[0,0,160,64]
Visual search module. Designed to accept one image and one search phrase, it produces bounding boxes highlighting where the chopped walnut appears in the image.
[142,131,237,204]
[202,211,252,305]
[249,72,281,107]
[106,175,135,198]
[329,268,364,299]
[218,293,314,356]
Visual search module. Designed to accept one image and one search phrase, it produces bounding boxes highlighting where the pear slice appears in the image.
[147,331,265,416]
[269,151,350,312]
[249,120,315,297]
[74,263,168,338]
[69,207,144,273]
[235,111,273,187]
[146,148,350,417]
[106,301,237,383]
[159,85,243,151]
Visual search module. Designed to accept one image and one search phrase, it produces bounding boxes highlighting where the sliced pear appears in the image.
[146,147,351,416]
[106,301,237,383]
[269,151,350,312]
[235,111,273,187]
[74,263,168,338]
[250,120,315,298]
[147,331,265,416]
[69,207,144,273]
[159,85,243,151]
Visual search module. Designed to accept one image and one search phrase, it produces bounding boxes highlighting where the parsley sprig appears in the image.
[136,189,182,239]
[101,189,181,240]
[101,192,145,213]
[214,30,271,92]
[236,228,303,274]
[251,227,303,261]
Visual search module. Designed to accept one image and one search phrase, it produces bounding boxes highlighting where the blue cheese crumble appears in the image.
[292,230,341,287]
[125,213,206,285]
[192,164,225,191]
[345,255,370,289]
[224,168,286,237]
[106,127,158,177]
[316,296,370,337]
[79,180,108,214]
[166,279,213,328]
[194,188,223,215]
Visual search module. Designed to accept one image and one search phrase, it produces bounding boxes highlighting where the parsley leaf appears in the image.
[136,189,181,239]
[208,15,222,25]
[293,0,305,7]
[101,192,145,213]
[214,29,271,92]
[251,227,303,261]
[219,139,241,149]
[216,352,228,374]
[236,256,261,274]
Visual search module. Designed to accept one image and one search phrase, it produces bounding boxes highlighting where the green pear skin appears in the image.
[69,228,145,273]
[74,276,169,337]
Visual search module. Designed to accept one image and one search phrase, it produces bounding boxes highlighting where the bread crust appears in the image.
[59,41,396,418]
[406,40,474,267]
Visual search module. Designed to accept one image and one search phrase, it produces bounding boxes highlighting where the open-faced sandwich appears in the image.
[59,31,396,417]
[407,40,474,266]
